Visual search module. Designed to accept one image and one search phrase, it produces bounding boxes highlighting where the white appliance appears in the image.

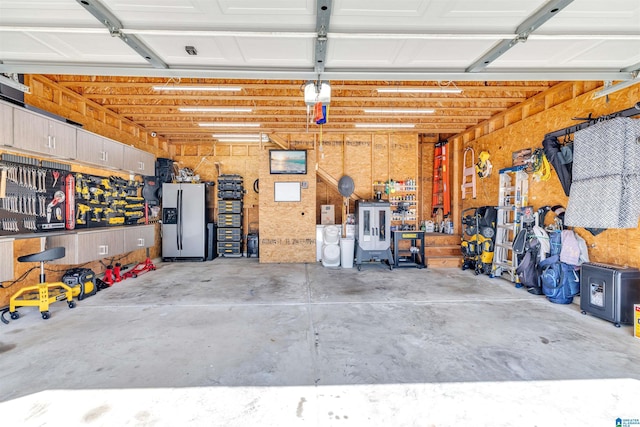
[321,225,341,267]
[316,224,342,261]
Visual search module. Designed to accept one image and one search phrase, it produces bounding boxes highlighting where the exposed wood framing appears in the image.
[24,75,171,158]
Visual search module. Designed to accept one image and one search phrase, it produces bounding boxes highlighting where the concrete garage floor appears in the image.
[1,258,639,426]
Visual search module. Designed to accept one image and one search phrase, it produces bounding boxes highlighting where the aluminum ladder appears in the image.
[461,147,476,200]
[491,166,529,283]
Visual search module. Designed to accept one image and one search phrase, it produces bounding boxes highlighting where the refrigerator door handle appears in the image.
[177,189,183,250]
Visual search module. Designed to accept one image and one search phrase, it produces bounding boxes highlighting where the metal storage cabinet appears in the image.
[354,200,393,270]
[580,262,640,327]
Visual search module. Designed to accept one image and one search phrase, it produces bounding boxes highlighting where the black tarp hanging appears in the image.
[542,135,573,197]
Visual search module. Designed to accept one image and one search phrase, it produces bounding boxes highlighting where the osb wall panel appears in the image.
[172,143,264,235]
[458,85,640,268]
[372,135,390,184]
[316,180,346,225]
[389,134,419,182]
[317,134,347,179]
[259,147,316,263]
[343,134,374,199]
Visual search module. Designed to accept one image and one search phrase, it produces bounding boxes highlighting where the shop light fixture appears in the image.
[211,133,265,138]
[213,133,268,143]
[153,86,242,92]
[198,123,260,127]
[216,138,265,143]
[179,107,252,112]
[377,87,462,94]
[364,108,435,114]
[354,123,415,128]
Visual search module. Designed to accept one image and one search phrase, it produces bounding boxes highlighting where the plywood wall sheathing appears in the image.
[455,84,640,268]
[259,142,316,263]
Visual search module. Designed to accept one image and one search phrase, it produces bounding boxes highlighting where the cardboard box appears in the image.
[321,205,335,225]
[635,304,640,340]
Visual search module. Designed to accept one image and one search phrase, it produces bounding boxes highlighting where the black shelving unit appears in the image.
[217,175,244,257]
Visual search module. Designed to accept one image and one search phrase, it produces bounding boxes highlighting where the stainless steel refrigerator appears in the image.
[162,183,213,261]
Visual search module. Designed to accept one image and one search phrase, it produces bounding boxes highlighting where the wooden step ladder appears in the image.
[461,147,476,200]
[491,166,529,283]
[432,141,451,216]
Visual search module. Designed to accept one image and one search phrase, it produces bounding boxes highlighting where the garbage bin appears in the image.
[340,237,355,268]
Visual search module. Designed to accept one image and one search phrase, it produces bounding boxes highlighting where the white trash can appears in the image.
[340,237,355,268]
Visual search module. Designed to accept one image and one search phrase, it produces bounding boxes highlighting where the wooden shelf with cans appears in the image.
[372,178,418,231]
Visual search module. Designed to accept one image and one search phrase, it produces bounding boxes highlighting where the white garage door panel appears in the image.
[236,37,314,66]
[142,35,236,64]
[539,0,640,33]
[331,0,547,32]
[327,38,496,69]
[404,39,499,67]
[327,39,408,67]
[145,34,313,67]
[0,31,146,64]
[217,0,314,15]
[101,0,315,30]
[490,39,640,69]
[0,0,95,26]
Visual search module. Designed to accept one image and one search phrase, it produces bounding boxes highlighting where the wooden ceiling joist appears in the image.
[39,74,557,144]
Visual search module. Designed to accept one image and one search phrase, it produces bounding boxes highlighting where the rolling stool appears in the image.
[9,247,76,320]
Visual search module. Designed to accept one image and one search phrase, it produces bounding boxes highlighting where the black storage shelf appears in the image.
[217,174,244,257]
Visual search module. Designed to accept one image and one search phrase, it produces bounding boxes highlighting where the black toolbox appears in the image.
[580,262,640,327]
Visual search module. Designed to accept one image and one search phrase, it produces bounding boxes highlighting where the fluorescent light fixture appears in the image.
[213,133,268,143]
[211,133,264,138]
[216,138,265,143]
[355,123,415,128]
[0,74,30,93]
[179,107,252,112]
[153,86,242,92]
[593,78,640,99]
[364,108,435,114]
[198,123,260,127]
[377,87,462,94]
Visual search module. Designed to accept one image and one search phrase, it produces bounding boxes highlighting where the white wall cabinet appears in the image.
[12,108,76,159]
[3,103,156,176]
[47,228,124,264]
[123,145,156,176]
[76,129,124,169]
[123,224,155,252]
[46,226,153,265]
[0,101,13,146]
[0,239,15,282]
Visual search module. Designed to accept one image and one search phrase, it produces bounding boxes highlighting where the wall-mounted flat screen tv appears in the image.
[269,150,307,174]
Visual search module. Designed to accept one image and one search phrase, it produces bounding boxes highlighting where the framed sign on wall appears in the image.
[274,182,301,202]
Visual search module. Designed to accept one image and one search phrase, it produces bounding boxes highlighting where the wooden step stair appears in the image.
[424,233,462,268]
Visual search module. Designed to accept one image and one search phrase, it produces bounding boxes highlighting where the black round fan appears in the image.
[338,175,355,198]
